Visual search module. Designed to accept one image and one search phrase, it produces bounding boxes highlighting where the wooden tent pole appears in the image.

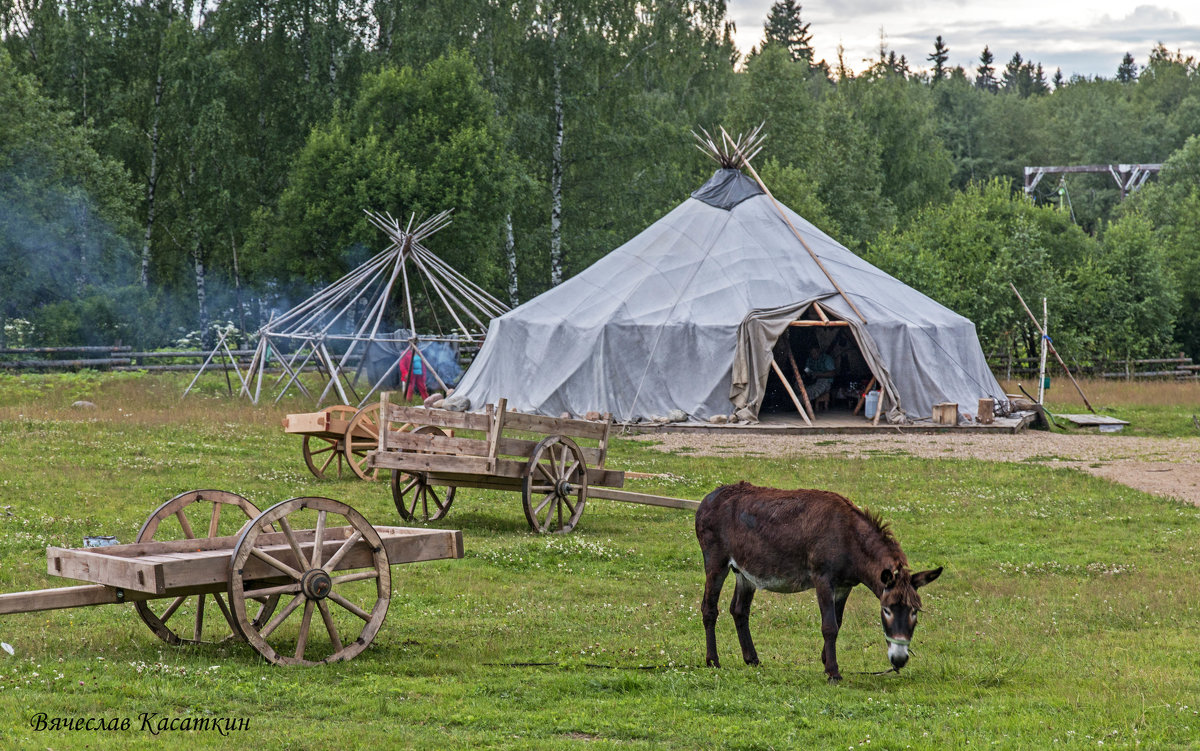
[410,341,449,393]
[721,127,868,324]
[770,360,813,426]
[410,251,483,337]
[414,245,507,322]
[783,343,816,419]
[1009,283,1096,413]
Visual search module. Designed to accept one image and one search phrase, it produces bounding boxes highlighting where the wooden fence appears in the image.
[986,353,1198,381]
[0,346,260,372]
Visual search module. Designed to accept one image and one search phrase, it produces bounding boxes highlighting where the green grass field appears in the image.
[0,372,1198,749]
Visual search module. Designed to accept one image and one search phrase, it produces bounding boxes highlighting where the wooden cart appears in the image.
[0,489,463,666]
[367,395,698,534]
[283,403,399,481]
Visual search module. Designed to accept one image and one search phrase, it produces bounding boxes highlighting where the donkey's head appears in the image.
[878,566,943,670]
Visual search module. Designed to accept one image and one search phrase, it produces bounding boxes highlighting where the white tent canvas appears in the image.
[452,163,1007,424]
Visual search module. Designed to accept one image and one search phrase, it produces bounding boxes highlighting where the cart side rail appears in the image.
[378,394,614,469]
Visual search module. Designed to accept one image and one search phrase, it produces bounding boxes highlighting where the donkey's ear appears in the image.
[880,569,895,588]
[912,567,943,588]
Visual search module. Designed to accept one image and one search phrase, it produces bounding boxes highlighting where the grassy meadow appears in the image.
[0,371,1198,749]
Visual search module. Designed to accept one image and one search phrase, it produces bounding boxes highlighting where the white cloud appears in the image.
[727,0,1200,77]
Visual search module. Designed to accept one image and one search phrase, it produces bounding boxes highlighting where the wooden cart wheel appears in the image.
[228,497,391,666]
[301,405,359,479]
[342,402,413,482]
[522,435,588,534]
[134,490,279,645]
[390,426,457,522]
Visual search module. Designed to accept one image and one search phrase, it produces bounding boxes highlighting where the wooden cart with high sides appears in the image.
[367,395,699,534]
[0,489,463,666]
[283,403,400,481]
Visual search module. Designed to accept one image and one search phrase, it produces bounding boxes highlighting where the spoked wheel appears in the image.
[228,497,391,666]
[301,405,359,479]
[134,490,279,645]
[343,402,412,482]
[389,426,457,522]
[522,435,588,534]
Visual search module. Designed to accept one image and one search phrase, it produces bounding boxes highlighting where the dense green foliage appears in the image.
[0,373,1198,747]
[2,2,1199,361]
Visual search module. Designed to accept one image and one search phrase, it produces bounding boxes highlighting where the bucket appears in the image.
[863,390,880,419]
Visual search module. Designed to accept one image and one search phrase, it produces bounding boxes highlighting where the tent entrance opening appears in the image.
[759,305,875,420]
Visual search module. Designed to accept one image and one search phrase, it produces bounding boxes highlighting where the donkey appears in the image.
[696,481,942,681]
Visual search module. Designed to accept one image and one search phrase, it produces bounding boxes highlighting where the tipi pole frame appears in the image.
[355,352,406,407]
[720,126,868,325]
[409,252,479,338]
[409,341,449,394]
[272,340,318,404]
[315,341,352,407]
[414,245,510,317]
[413,247,503,327]
[239,338,265,399]
[219,336,248,394]
[182,332,225,398]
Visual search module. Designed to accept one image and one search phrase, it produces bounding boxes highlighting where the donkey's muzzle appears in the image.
[886,635,910,669]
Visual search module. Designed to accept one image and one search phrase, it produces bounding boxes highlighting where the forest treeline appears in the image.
[1,1,1198,362]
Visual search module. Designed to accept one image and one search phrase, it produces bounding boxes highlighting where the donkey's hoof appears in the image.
[706,658,721,668]
[827,675,842,685]
[744,656,760,666]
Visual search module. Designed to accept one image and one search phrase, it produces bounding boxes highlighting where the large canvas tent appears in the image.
[452,139,1007,424]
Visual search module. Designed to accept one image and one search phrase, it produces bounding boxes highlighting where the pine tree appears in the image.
[762,0,814,65]
[1001,51,1024,92]
[975,46,997,92]
[927,35,949,84]
[1116,52,1137,83]
[1052,67,1064,89]
[1030,63,1048,94]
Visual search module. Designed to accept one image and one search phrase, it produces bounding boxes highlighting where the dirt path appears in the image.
[638,431,1200,506]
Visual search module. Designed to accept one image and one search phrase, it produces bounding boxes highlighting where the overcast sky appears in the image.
[727,1,1200,80]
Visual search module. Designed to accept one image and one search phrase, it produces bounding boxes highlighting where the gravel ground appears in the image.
[636,431,1200,506]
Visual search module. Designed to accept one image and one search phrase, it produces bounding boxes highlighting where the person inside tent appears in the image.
[398,347,429,402]
[804,344,837,402]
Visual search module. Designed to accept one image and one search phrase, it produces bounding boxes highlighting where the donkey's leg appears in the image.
[730,573,759,666]
[815,580,842,682]
[833,586,851,628]
[701,553,730,668]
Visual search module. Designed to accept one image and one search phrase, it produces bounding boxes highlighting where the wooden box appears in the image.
[977,398,995,424]
[932,402,958,426]
[282,411,331,434]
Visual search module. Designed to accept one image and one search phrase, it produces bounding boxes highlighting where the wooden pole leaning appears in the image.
[1010,283,1096,413]
[720,126,868,325]
[782,345,815,419]
[770,359,813,427]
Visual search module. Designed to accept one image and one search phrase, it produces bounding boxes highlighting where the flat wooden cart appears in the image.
[367,395,699,534]
[283,403,399,480]
[0,489,462,666]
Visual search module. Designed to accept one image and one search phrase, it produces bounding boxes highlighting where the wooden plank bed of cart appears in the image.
[0,490,462,666]
[367,394,699,534]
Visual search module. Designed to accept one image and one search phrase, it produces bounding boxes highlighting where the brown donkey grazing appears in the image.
[696,481,942,681]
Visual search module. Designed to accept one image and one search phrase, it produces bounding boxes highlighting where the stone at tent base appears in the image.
[72,401,97,410]
[442,394,470,412]
[423,392,444,407]
[431,399,445,409]
[584,411,602,421]
[650,415,669,424]
[708,414,728,424]
[667,409,688,423]
[560,412,571,419]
